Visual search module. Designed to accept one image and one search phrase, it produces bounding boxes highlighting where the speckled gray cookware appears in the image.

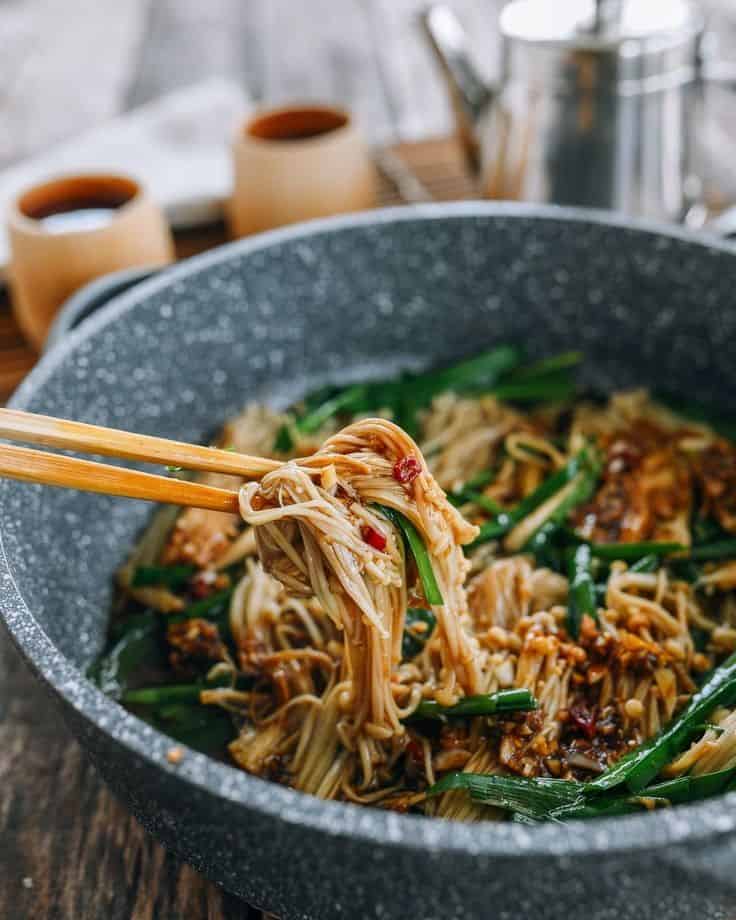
[3,203,736,920]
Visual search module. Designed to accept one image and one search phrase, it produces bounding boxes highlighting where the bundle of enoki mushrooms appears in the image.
[106,348,736,820]
[237,418,482,797]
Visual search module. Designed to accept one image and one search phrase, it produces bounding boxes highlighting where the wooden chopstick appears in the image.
[0,409,374,511]
[0,408,281,478]
[0,443,240,512]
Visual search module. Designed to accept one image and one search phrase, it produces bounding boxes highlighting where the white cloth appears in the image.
[0,78,250,275]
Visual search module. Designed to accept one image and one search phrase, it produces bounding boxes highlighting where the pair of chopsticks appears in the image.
[0,408,285,513]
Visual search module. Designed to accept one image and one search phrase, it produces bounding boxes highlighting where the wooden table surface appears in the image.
[2,2,736,917]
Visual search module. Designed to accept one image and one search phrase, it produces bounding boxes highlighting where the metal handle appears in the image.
[419,5,494,175]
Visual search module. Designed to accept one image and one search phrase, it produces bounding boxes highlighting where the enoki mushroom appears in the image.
[240,418,481,744]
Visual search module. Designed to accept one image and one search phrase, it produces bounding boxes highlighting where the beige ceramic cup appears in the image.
[7,173,174,349]
[229,104,377,237]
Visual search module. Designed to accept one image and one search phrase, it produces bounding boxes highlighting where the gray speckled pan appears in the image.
[3,203,736,920]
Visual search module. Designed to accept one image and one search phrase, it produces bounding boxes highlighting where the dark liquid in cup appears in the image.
[248,107,348,143]
[19,178,137,234]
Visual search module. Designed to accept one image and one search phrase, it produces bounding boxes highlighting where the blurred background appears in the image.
[2,0,734,173]
[4,0,496,164]
[0,0,736,400]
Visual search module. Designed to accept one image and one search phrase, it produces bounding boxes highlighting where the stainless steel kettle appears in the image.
[422,0,736,223]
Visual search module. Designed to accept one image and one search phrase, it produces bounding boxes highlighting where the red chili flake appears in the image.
[393,455,421,485]
[569,703,597,741]
[250,494,267,511]
[361,525,387,552]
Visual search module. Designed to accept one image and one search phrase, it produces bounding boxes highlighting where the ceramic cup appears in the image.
[7,173,174,349]
[228,104,378,237]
